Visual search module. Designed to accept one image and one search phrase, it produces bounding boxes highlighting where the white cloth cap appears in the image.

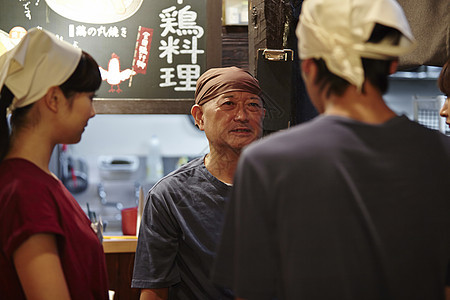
[0,28,82,112]
[296,0,416,90]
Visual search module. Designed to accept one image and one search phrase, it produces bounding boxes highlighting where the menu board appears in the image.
[0,0,208,100]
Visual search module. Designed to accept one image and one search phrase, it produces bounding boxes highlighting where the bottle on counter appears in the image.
[146,135,163,183]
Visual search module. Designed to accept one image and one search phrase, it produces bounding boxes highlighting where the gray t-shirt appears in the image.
[214,115,450,300]
[132,156,233,300]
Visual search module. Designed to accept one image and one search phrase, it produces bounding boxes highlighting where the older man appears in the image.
[132,66,265,300]
[213,0,450,299]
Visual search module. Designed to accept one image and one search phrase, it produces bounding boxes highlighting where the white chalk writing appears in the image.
[158,1,205,92]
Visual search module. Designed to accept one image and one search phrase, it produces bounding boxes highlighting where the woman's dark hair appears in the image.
[59,51,102,103]
[0,51,102,161]
[313,24,402,97]
[0,86,14,161]
[437,58,450,96]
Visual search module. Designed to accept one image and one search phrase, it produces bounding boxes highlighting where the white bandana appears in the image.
[296,0,416,91]
[0,28,82,113]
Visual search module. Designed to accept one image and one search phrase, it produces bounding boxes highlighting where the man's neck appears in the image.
[323,83,396,124]
[204,149,240,185]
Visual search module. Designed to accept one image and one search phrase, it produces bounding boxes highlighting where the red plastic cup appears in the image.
[121,207,137,236]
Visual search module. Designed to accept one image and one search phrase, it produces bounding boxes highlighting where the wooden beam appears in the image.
[93,99,194,114]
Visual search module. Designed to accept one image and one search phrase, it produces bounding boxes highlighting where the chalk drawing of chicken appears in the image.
[99,53,135,93]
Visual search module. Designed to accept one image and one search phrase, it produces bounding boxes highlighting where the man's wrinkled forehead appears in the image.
[209,91,262,105]
[194,66,261,106]
[218,91,262,100]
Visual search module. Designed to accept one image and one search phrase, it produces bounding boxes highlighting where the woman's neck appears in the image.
[6,131,55,175]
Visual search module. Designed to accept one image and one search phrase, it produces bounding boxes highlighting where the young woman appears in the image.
[0,28,108,299]
[438,57,449,125]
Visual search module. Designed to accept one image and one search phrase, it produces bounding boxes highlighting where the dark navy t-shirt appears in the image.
[214,115,450,300]
[132,156,233,300]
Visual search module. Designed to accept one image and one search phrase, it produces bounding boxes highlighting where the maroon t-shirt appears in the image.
[0,158,109,300]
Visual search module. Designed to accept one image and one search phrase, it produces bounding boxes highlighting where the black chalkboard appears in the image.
[0,0,208,100]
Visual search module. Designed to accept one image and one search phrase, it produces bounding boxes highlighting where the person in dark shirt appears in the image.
[132,66,265,300]
[213,0,450,299]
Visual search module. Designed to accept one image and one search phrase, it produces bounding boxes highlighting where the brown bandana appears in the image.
[194,66,261,105]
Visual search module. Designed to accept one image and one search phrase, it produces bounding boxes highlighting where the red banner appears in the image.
[132,26,153,75]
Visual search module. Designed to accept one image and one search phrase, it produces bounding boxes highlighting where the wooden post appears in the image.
[207,0,223,68]
[248,0,318,125]
[248,0,294,75]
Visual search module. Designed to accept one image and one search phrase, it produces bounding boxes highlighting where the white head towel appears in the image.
[0,28,81,113]
[296,0,416,90]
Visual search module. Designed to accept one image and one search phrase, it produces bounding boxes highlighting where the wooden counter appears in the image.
[103,236,139,300]
[103,236,138,253]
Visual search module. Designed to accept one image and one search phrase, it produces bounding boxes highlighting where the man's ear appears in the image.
[389,59,399,75]
[301,58,316,80]
[190,104,205,131]
[43,86,63,113]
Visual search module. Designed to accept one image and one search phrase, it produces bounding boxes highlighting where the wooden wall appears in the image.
[221,25,250,71]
